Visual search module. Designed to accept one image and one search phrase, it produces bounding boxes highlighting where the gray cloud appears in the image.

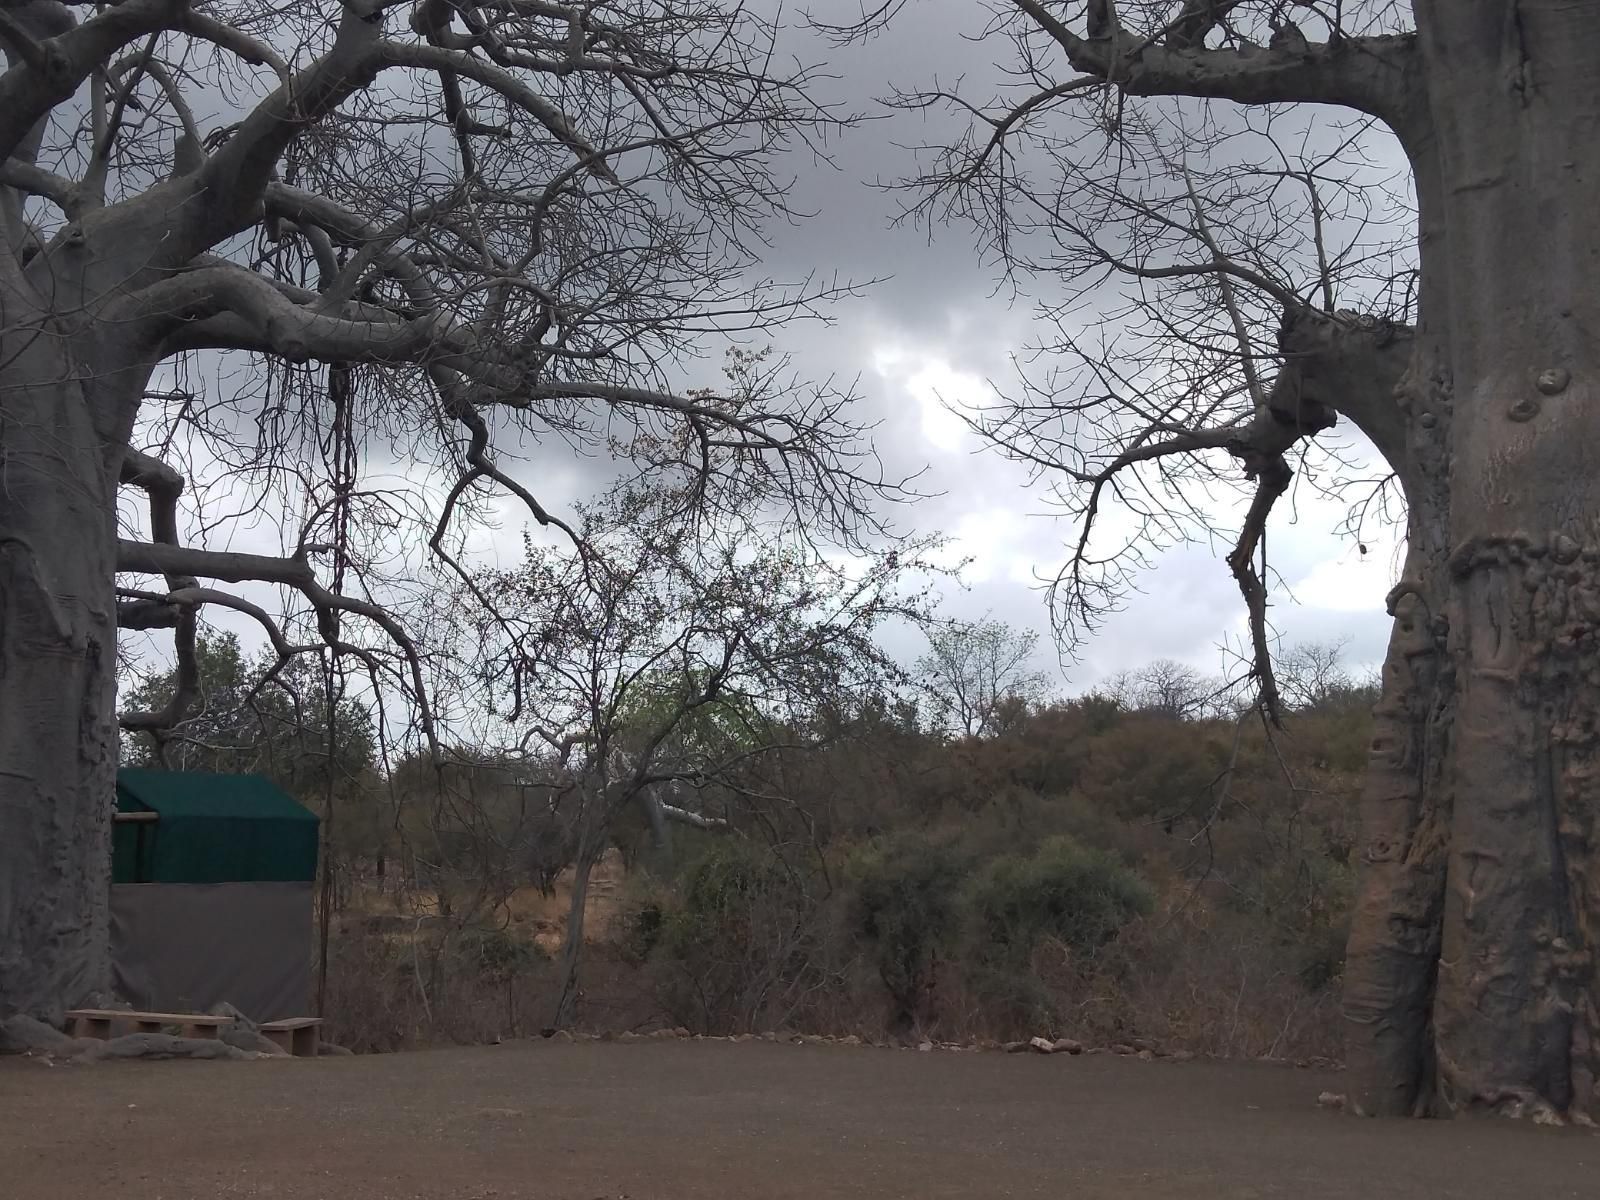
[736,4,1405,691]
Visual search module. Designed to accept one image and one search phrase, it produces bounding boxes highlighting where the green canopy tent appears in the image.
[111,769,320,1021]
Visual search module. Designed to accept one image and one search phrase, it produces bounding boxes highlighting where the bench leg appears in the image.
[181,1023,219,1040]
[292,1026,319,1057]
[264,1027,293,1054]
[73,1017,113,1040]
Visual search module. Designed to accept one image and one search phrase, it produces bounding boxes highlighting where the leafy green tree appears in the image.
[121,633,383,863]
[849,832,972,1033]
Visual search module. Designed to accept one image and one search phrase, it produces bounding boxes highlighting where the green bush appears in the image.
[958,836,1151,1028]
[617,896,666,963]
[648,840,826,1033]
[966,836,1153,968]
[847,832,972,1029]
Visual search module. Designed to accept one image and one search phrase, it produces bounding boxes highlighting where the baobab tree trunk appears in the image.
[1343,1,1600,1121]
[0,344,122,1020]
[1340,537,1452,1116]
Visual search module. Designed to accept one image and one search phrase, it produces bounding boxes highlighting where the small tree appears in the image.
[1276,641,1380,716]
[849,832,972,1033]
[473,480,939,1027]
[917,617,1051,737]
[122,633,375,779]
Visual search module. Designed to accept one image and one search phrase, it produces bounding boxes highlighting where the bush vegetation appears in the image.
[128,636,1374,1060]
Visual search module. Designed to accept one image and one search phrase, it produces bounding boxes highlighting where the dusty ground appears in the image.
[3,1040,1595,1199]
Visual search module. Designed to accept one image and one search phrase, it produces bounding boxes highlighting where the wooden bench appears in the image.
[259,1017,322,1057]
[66,1009,230,1041]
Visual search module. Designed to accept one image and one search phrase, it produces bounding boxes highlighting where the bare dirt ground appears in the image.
[3,1040,1595,1199]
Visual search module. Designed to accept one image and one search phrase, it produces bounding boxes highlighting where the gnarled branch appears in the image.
[1012,0,1418,126]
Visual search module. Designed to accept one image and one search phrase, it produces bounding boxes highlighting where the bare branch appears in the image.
[1011,0,1418,124]
[116,539,438,757]
[1225,455,1292,727]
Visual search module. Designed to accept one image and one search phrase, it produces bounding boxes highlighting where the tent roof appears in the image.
[113,769,320,885]
[116,769,319,824]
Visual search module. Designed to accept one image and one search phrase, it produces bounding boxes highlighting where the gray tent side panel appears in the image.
[110,882,314,1023]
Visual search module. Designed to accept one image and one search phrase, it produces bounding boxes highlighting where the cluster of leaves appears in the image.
[120,632,386,860]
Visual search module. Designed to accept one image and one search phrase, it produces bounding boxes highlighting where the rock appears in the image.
[839,1034,862,1046]
[649,1028,677,1040]
[1317,1091,1347,1111]
[1167,1049,1195,1063]
[1137,1049,1155,1061]
[672,1027,691,1039]
[1,1015,75,1055]
[220,1026,287,1056]
[917,1040,934,1052]
[1109,1043,1136,1056]
[1085,1047,1108,1055]
[617,1030,642,1042]
[1051,1038,1084,1055]
[733,1033,755,1043]
[1003,1040,1031,1054]
[317,1041,355,1056]
[74,1033,254,1064]
[1537,367,1572,396]
[759,1031,778,1042]
[549,1029,575,1044]
[208,1002,259,1032]
[1029,1037,1056,1054]
[801,1034,827,1045]
[1130,1038,1155,1053]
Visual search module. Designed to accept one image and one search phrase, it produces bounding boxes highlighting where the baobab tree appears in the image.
[847,1,1600,1120]
[0,0,890,1020]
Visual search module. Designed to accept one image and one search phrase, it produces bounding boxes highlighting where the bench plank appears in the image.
[68,1009,229,1025]
[260,1017,322,1057]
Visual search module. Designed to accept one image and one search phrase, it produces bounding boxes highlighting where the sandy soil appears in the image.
[3,1039,1595,1199]
[345,849,628,954]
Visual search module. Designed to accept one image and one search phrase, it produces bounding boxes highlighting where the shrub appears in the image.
[323,917,554,1051]
[953,837,1150,1029]
[847,832,972,1030]
[648,840,829,1033]
[964,836,1152,982]
[616,894,666,964]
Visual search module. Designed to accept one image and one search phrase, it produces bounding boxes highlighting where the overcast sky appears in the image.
[711,2,1408,693]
